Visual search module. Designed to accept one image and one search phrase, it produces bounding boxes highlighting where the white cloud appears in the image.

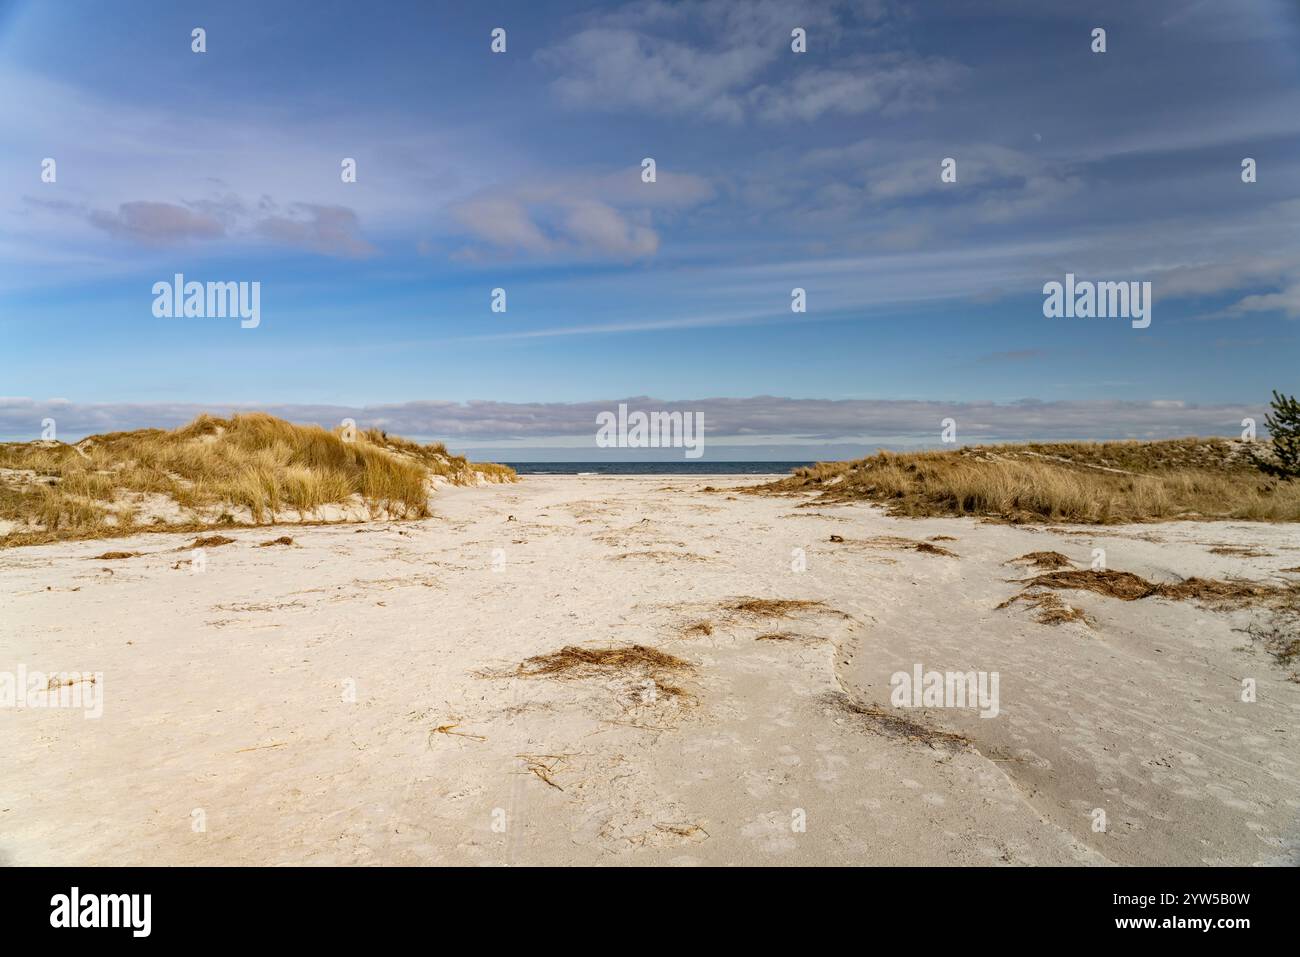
[749,55,966,122]
[0,65,504,275]
[87,201,225,244]
[256,204,379,260]
[1224,284,1300,320]
[540,27,762,124]
[445,167,713,261]
[536,1,953,124]
[562,201,659,258]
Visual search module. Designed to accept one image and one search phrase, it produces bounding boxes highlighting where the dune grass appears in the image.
[0,412,515,546]
[757,438,1300,524]
[1016,568,1296,606]
[492,643,695,702]
[513,644,691,680]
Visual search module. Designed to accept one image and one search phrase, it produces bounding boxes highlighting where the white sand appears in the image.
[2,475,1297,866]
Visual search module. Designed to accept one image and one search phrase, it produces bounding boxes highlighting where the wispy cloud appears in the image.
[749,54,965,122]
[535,0,951,124]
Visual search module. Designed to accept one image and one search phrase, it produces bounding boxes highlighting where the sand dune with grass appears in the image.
[2,471,1297,866]
[0,413,515,547]
[758,438,1300,523]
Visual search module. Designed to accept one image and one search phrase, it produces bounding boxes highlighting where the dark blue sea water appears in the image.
[504,461,811,475]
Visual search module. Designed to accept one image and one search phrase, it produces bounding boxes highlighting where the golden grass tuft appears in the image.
[1007,551,1075,570]
[514,644,691,680]
[1207,545,1270,557]
[471,461,519,483]
[755,437,1300,524]
[829,534,956,556]
[1000,565,1300,631]
[0,412,516,546]
[427,722,486,744]
[914,541,957,557]
[1021,568,1290,606]
[500,643,694,702]
[517,754,569,791]
[1022,569,1164,600]
[1007,568,1298,614]
[996,591,1092,626]
[190,535,236,548]
[725,597,827,618]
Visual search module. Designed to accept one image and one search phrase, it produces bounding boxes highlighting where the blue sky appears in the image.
[1,0,1298,456]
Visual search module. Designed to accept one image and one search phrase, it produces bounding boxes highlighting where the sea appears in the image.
[503,461,812,475]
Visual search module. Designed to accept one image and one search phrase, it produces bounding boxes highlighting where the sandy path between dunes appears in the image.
[1,475,1297,866]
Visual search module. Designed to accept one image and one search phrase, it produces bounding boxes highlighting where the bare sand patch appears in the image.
[2,474,1296,865]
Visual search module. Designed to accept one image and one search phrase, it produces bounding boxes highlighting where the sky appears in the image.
[1,0,1298,458]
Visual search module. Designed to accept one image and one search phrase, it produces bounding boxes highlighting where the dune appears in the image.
[757,437,1300,523]
[0,413,516,547]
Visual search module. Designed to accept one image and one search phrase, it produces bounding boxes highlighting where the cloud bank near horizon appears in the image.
[0,396,1267,451]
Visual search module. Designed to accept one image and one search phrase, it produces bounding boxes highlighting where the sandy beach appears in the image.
[2,474,1298,866]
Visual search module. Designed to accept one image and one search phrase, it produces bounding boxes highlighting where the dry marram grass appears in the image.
[1020,568,1295,606]
[757,438,1300,523]
[724,597,827,618]
[824,692,969,750]
[0,412,515,546]
[501,644,694,700]
[997,591,1092,626]
[1006,551,1075,570]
